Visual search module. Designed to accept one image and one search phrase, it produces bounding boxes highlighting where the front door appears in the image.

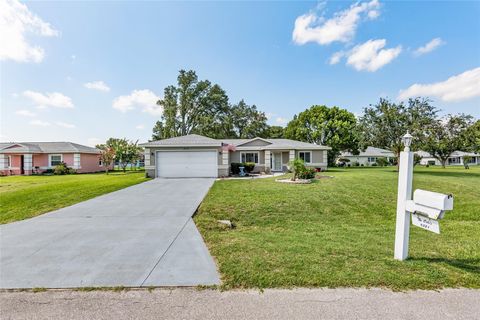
[20,155,24,175]
[272,152,282,171]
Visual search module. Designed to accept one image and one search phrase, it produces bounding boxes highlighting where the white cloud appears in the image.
[135,124,145,130]
[398,67,480,102]
[345,39,401,72]
[275,117,288,126]
[112,89,162,116]
[15,109,36,117]
[84,81,110,92]
[29,119,50,127]
[329,51,345,65]
[0,0,59,63]
[55,121,75,128]
[414,37,445,56]
[292,0,380,45]
[23,90,74,109]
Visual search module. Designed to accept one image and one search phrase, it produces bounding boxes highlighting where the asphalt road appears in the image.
[1,288,478,320]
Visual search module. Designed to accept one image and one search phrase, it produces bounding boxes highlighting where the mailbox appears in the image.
[405,189,453,220]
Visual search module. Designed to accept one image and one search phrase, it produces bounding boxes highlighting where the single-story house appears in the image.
[139,134,331,178]
[0,142,107,175]
[339,146,395,166]
[416,150,480,166]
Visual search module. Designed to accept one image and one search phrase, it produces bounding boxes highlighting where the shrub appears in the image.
[53,162,75,175]
[231,163,242,175]
[352,161,360,167]
[243,162,256,173]
[289,158,306,181]
[298,167,316,179]
[371,163,378,167]
[376,157,389,167]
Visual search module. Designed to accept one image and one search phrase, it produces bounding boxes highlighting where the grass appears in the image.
[195,166,480,290]
[0,171,149,224]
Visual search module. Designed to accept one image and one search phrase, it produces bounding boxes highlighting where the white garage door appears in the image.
[156,151,218,178]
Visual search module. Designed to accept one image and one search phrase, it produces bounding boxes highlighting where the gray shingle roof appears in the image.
[139,134,221,147]
[141,135,330,150]
[0,142,100,154]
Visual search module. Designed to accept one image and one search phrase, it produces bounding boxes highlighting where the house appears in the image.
[339,146,395,166]
[416,150,480,166]
[139,134,331,178]
[0,142,107,175]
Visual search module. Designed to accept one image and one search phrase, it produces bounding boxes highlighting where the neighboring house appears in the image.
[139,134,331,178]
[339,147,395,166]
[0,142,107,176]
[416,150,480,166]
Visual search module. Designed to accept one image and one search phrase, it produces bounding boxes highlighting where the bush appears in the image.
[371,163,378,167]
[53,162,75,175]
[231,162,256,175]
[298,167,316,179]
[376,157,389,167]
[289,158,306,181]
[352,161,360,167]
[231,163,242,175]
[243,162,256,173]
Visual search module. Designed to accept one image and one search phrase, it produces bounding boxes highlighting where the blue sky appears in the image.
[1,0,479,146]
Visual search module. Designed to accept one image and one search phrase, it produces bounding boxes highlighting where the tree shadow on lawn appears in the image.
[409,257,480,274]
[413,170,480,179]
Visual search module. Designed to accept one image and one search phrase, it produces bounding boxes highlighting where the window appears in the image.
[299,151,312,163]
[49,154,63,166]
[368,157,377,163]
[7,156,11,167]
[241,152,259,164]
[99,159,103,166]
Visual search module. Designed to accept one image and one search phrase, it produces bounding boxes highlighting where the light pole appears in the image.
[394,132,414,261]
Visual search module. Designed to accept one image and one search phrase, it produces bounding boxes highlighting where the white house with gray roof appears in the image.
[416,150,480,166]
[140,134,331,178]
[339,146,395,166]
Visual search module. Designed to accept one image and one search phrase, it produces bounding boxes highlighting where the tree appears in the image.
[463,120,480,153]
[124,140,143,171]
[285,105,359,166]
[358,97,438,159]
[97,138,129,171]
[229,100,269,138]
[97,146,115,174]
[422,114,474,168]
[265,126,285,139]
[154,70,230,139]
[462,156,472,169]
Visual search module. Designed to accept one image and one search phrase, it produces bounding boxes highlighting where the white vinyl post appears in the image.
[394,132,414,261]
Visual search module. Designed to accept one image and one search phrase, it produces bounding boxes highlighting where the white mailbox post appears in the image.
[394,132,453,261]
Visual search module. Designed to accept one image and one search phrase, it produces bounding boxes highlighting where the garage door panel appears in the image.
[156,151,218,178]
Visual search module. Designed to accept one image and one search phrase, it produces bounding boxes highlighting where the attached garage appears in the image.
[156,150,218,178]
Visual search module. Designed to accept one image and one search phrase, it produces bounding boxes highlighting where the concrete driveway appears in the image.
[0,178,220,289]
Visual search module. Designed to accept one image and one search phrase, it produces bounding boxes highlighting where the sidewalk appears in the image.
[1,288,478,320]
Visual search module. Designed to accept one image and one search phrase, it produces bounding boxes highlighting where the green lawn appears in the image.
[195,166,480,290]
[0,172,149,224]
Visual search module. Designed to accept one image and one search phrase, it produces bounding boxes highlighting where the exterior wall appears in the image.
[295,150,328,169]
[77,153,105,173]
[343,155,377,166]
[228,150,266,173]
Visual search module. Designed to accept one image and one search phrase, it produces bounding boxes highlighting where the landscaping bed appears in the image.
[195,166,480,290]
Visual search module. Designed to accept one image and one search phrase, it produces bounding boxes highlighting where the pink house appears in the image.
[0,142,109,175]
